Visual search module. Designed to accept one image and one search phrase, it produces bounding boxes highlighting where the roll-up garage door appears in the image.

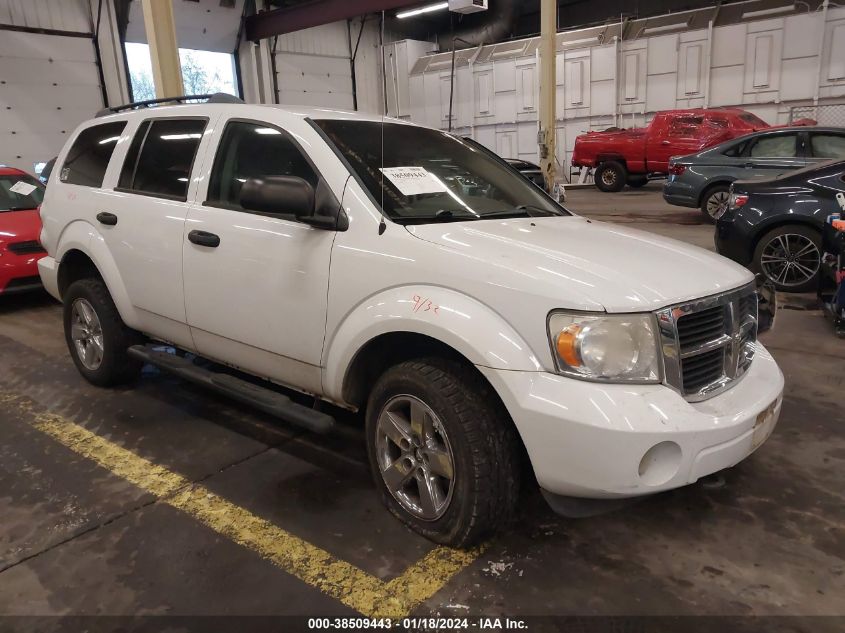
[0,30,103,173]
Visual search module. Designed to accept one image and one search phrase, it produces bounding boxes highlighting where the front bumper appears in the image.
[479,344,783,500]
[0,252,44,294]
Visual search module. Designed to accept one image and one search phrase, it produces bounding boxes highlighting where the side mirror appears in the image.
[240,175,315,219]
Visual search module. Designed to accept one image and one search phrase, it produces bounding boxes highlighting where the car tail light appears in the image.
[729,193,748,209]
[669,163,686,175]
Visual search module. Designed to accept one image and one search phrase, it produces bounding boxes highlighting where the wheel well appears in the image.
[596,155,626,168]
[342,332,471,408]
[697,181,732,207]
[57,249,102,299]
[341,330,531,479]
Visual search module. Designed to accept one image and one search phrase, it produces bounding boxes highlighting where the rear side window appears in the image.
[810,133,845,159]
[206,120,318,210]
[748,133,798,158]
[118,118,207,200]
[722,140,748,157]
[59,122,126,187]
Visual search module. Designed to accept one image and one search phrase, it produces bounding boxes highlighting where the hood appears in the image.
[406,216,753,313]
[0,208,42,247]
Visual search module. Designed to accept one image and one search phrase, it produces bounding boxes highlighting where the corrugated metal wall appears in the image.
[0,0,102,173]
[0,0,92,34]
[405,5,845,175]
[273,17,406,114]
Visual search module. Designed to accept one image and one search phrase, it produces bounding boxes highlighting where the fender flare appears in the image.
[321,285,543,402]
[55,221,141,330]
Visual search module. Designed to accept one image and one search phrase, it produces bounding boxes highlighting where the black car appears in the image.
[715,159,845,292]
[505,158,548,192]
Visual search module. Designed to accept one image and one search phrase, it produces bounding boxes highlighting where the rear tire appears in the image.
[594,161,627,192]
[63,278,143,386]
[626,175,648,188]
[699,185,731,223]
[365,357,521,547]
[752,225,822,293]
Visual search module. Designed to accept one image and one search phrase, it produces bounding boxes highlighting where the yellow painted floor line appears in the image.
[0,391,483,617]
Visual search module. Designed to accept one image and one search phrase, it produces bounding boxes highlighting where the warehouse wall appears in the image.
[405,5,845,177]
[0,0,128,173]
[272,16,406,114]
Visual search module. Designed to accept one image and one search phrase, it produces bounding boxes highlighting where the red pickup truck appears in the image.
[571,108,812,192]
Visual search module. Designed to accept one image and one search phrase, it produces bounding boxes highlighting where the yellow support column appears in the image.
[538,0,557,195]
[141,0,183,98]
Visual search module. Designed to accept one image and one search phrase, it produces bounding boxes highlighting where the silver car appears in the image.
[663,126,845,222]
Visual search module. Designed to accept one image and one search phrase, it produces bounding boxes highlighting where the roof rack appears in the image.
[95,92,244,117]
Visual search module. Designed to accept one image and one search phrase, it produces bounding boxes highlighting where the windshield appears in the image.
[0,174,44,212]
[314,120,569,224]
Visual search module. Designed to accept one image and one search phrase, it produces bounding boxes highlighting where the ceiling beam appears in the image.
[245,0,422,41]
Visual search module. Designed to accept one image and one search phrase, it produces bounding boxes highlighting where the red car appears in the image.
[0,167,46,295]
[571,108,815,192]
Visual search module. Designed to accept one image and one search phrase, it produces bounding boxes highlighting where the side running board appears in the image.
[127,345,334,434]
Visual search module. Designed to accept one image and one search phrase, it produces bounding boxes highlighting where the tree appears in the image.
[130,70,156,101]
[180,50,213,95]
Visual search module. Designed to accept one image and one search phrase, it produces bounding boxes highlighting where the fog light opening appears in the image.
[638,441,682,487]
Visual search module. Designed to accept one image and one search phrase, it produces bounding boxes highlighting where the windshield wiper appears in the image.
[479,204,565,219]
[394,209,481,224]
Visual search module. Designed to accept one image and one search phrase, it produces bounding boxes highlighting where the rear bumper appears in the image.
[715,215,753,266]
[662,180,699,208]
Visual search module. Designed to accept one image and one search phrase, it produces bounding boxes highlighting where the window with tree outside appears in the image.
[125,42,238,101]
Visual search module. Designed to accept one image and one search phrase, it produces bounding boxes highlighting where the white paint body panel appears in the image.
[39,103,782,500]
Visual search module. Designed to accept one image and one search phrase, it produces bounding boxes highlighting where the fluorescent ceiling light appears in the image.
[742,5,794,19]
[396,2,448,19]
[642,22,688,35]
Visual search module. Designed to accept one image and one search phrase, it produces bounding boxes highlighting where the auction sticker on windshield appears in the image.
[9,181,38,196]
[380,167,447,196]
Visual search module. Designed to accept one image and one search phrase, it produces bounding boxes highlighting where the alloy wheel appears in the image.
[706,190,730,219]
[375,395,455,521]
[760,233,820,288]
[601,171,616,187]
[71,298,105,370]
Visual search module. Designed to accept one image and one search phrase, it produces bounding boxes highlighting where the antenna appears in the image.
[378,10,387,235]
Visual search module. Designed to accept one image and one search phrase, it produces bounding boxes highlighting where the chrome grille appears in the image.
[657,284,758,401]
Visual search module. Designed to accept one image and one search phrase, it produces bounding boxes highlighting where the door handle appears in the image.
[96,212,118,226]
[744,162,754,168]
[661,140,670,145]
[188,230,220,248]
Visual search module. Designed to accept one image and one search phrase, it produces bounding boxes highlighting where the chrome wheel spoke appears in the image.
[71,323,88,341]
[71,299,104,371]
[383,411,411,449]
[422,447,453,479]
[382,458,413,493]
[375,394,456,522]
[792,261,817,279]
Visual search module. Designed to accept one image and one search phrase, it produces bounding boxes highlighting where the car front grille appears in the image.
[7,240,45,255]
[657,284,758,401]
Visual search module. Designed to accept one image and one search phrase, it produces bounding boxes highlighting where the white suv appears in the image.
[38,97,784,546]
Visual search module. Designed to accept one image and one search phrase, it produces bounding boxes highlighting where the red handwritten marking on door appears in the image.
[412,294,439,315]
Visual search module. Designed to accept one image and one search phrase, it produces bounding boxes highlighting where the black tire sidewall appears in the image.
[752,225,822,293]
[365,364,475,542]
[595,162,626,192]
[63,279,141,386]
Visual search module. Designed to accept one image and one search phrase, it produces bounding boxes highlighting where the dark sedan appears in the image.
[715,159,845,292]
[664,127,845,222]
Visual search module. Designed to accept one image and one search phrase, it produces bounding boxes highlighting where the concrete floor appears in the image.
[0,184,842,630]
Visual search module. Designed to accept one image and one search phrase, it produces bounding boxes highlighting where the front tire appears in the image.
[365,357,521,547]
[752,225,822,293]
[700,185,731,223]
[63,278,143,386]
[594,161,627,192]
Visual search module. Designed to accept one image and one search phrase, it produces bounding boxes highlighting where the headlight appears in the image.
[547,312,661,382]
